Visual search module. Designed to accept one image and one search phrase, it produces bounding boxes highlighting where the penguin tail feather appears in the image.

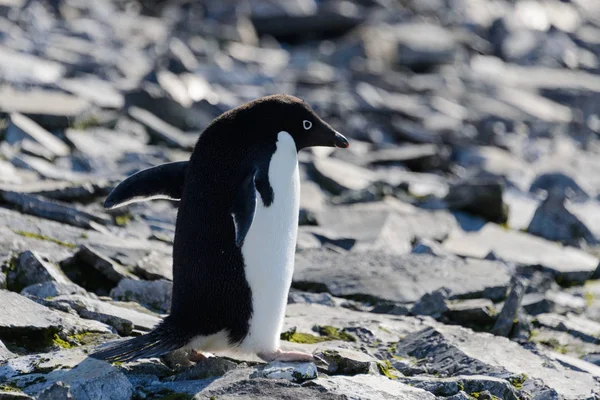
[89,319,190,363]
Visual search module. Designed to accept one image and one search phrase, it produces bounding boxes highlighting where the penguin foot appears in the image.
[257,349,327,366]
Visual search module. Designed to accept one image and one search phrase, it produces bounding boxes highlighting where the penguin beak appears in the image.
[334,131,350,148]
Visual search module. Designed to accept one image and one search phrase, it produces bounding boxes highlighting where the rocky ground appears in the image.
[0,0,600,399]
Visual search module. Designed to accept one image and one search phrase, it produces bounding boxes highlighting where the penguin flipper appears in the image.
[231,169,258,247]
[104,161,188,209]
[90,319,189,363]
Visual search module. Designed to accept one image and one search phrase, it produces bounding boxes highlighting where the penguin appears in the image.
[91,94,349,364]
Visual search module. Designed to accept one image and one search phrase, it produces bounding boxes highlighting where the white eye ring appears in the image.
[303,120,312,130]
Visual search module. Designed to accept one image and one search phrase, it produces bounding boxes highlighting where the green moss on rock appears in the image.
[12,230,76,249]
[316,326,357,342]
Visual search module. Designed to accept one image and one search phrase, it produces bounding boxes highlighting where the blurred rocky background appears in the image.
[0,0,600,398]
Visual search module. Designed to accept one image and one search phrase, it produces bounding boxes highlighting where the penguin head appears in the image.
[227,94,349,151]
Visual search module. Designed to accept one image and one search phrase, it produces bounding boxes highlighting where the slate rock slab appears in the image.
[395,325,598,399]
[253,362,317,383]
[443,224,599,284]
[10,357,133,400]
[48,295,160,335]
[6,250,71,292]
[396,375,519,400]
[0,290,111,344]
[294,250,511,303]
[306,374,437,400]
[110,278,172,313]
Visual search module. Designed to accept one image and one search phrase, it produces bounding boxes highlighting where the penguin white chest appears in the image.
[239,131,299,353]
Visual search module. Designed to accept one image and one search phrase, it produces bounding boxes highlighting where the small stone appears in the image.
[315,349,377,376]
[410,288,449,319]
[444,179,507,224]
[527,188,597,245]
[110,278,172,313]
[491,277,526,337]
[21,281,90,300]
[169,357,237,381]
[536,313,600,344]
[255,361,317,383]
[135,251,173,281]
[37,382,72,400]
[288,291,336,307]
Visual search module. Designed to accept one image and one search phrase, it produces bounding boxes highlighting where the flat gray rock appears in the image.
[21,281,92,299]
[536,313,600,344]
[294,250,511,303]
[0,290,111,344]
[47,295,160,335]
[395,325,598,399]
[128,106,196,150]
[314,201,457,254]
[307,374,437,400]
[253,362,317,383]
[110,278,172,313]
[443,224,599,284]
[6,113,70,158]
[396,375,519,400]
[9,356,132,400]
[135,251,173,281]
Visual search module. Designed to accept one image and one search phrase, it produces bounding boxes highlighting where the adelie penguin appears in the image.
[91,94,349,364]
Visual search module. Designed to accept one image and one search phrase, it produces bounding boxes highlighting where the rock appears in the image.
[110,278,172,313]
[310,157,379,194]
[0,181,111,203]
[169,357,237,381]
[395,325,598,399]
[0,391,33,399]
[288,291,336,307]
[396,375,519,400]
[491,277,526,337]
[313,202,457,254]
[445,299,497,327]
[530,172,590,201]
[251,3,363,43]
[294,250,511,303]
[0,290,111,349]
[128,106,196,150]
[0,86,90,129]
[37,382,73,400]
[444,179,508,224]
[527,189,597,245]
[0,46,64,85]
[0,340,15,361]
[21,281,90,299]
[253,362,317,383]
[536,313,600,344]
[306,374,437,400]
[14,357,132,400]
[47,295,160,335]
[365,144,446,172]
[61,246,137,295]
[443,224,599,284]
[363,22,456,69]
[0,191,111,230]
[65,128,147,161]
[134,251,173,281]
[5,113,70,158]
[5,250,70,292]
[410,288,449,319]
[58,77,124,109]
[194,369,343,399]
[411,238,455,258]
[315,349,377,376]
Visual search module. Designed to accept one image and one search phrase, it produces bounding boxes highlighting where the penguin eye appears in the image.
[303,120,312,130]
